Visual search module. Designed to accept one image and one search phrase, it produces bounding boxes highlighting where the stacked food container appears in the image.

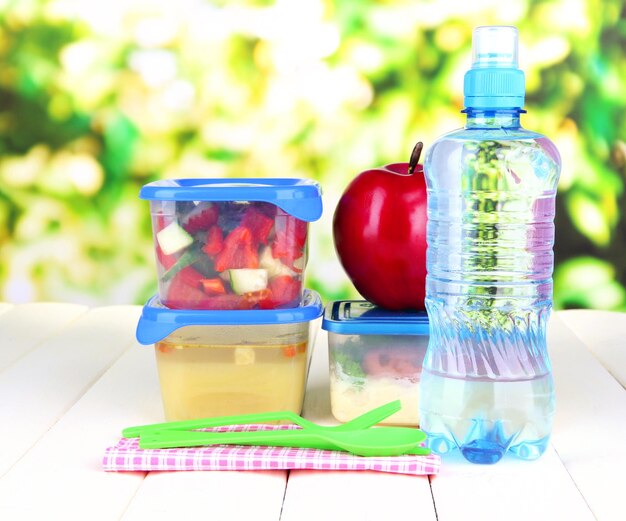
[136,179,323,421]
[323,301,429,426]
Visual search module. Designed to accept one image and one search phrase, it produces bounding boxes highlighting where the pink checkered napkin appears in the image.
[103,424,440,476]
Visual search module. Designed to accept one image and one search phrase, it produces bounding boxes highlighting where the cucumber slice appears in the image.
[229,269,268,295]
[259,247,296,278]
[156,222,193,255]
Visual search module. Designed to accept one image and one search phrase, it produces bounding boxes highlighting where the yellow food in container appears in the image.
[137,290,322,421]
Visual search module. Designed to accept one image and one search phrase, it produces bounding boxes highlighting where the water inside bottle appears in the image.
[419,369,555,464]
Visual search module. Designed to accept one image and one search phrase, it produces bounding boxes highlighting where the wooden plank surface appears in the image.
[0,303,13,317]
[431,449,594,521]
[0,305,140,476]
[0,305,288,521]
[285,323,595,521]
[0,343,154,521]
[0,302,87,373]
[549,312,626,521]
[121,470,287,521]
[0,304,624,521]
[558,309,626,388]
[282,328,436,521]
[430,312,626,521]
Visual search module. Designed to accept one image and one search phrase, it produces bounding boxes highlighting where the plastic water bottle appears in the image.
[419,26,561,464]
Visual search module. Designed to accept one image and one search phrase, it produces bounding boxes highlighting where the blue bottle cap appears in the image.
[464,26,525,109]
[139,178,323,222]
[322,300,429,336]
[136,289,323,345]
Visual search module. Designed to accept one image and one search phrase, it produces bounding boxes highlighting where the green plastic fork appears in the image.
[139,426,430,457]
[123,400,403,438]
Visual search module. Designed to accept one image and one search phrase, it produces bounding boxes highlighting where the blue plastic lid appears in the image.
[464,26,525,109]
[136,289,323,345]
[140,178,323,222]
[322,300,429,336]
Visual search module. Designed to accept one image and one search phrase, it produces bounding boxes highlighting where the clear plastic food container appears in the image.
[136,289,323,421]
[139,179,323,310]
[323,301,429,426]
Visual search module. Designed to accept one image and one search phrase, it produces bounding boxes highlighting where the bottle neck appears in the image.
[463,108,523,129]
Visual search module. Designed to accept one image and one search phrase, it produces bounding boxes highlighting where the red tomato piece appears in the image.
[361,348,422,379]
[156,245,177,270]
[268,275,301,308]
[293,218,307,248]
[271,231,304,267]
[157,344,173,354]
[199,278,226,296]
[241,206,274,245]
[155,214,172,232]
[214,226,259,272]
[287,215,308,248]
[274,214,307,244]
[282,346,297,358]
[165,268,212,309]
[202,294,254,310]
[183,204,219,233]
[202,225,224,257]
[242,288,273,309]
[177,266,205,287]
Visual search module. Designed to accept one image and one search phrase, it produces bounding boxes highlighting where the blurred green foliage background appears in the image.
[0,0,624,309]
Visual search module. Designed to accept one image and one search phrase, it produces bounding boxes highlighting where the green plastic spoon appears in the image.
[139,426,429,457]
[122,400,402,438]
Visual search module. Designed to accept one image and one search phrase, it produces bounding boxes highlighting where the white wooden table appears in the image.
[0,303,625,521]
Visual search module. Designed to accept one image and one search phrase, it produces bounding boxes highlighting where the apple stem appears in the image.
[408,142,423,175]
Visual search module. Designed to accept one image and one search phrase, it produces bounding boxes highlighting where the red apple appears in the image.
[333,143,427,310]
